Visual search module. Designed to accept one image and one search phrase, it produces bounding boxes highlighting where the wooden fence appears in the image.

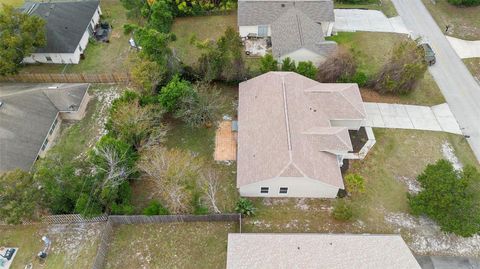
[0,214,108,226]
[0,72,131,83]
[91,214,241,269]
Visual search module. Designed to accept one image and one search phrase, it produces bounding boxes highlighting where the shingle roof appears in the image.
[0,83,89,172]
[237,0,334,26]
[237,72,366,188]
[227,233,422,269]
[270,8,337,58]
[22,1,99,53]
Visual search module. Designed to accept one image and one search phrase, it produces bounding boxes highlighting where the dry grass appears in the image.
[422,0,480,40]
[334,0,398,17]
[464,58,480,82]
[0,0,24,7]
[105,222,238,269]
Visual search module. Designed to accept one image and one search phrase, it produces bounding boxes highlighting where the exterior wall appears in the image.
[330,119,365,130]
[60,92,91,120]
[342,126,376,160]
[321,21,334,36]
[239,25,271,37]
[239,177,340,198]
[38,114,62,158]
[279,48,327,66]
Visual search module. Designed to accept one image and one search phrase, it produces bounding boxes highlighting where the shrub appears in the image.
[296,61,318,79]
[148,0,174,33]
[259,54,278,73]
[175,83,222,127]
[143,200,170,215]
[158,75,194,112]
[235,198,256,217]
[123,23,137,34]
[447,0,480,6]
[332,199,353,221]
[344,173,366,195]
[317,48,356,83]
[350,71,369,87]
[281,57,296,71]
[371,39,427,95]
[408,159,480,237]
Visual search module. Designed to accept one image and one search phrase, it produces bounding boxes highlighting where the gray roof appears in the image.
[271,8,337,57]
[21,1,100,53]
[0,83,89,172]
[237,0,334,26]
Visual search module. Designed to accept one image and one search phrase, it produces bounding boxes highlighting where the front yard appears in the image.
[104,221,238,269]
[327,32,446,106]
[334,0,397,17]
[0,223,102,269]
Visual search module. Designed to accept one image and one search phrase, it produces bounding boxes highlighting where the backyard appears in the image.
[19,0,139,74]
[327,32,446,106]
[104,221,238,269]
[0,223,102,269]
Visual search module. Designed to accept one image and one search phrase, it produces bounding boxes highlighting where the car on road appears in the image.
[420,43,436,66]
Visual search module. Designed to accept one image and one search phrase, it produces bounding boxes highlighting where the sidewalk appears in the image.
[446,36,480,59]
[334,9,409,34]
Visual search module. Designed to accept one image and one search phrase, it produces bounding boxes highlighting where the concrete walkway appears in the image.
[446,36,480,59]
[415,256,480,269]
[334,9,409,34]
[364,102,462,135]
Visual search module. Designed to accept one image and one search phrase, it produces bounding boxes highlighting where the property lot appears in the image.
[328,32,445,106]
[242,129,479,256]
[334,0,398,18]
[104,221,238,269]
[0,223,102,269]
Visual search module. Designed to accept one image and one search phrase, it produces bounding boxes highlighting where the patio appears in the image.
[214,120,237,161]
[243,37,271,57]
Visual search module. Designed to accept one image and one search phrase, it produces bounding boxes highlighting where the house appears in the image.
[21,1,102,64]
[226,233,422,269]
[238,0,337,64]
[237,72,375,198]
[0,83,91,173]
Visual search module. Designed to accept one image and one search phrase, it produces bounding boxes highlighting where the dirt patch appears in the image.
[396,176,421,194]
[441,141,463,170]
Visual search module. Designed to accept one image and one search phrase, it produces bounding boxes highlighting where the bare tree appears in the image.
[92,142,135,190]
[200,167,221,213]
[317,47,356,83]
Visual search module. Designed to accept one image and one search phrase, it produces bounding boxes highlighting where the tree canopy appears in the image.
[0,5,46,75]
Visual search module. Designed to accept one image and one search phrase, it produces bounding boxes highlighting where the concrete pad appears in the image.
[446,36,480,59]
[334,9,409,34]
[382,115,414,129]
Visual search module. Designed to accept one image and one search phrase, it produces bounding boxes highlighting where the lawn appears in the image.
[327,32,445,106]
[104,221,238,269]
[0,223,102,269]
[242,129,477,237]
[20,0,139,74]
[334,0,397,17]
[0,0,24,7]
[464,58,480,82]
[422,0,480,40]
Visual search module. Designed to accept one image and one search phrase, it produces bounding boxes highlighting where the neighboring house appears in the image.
[0,83,91,173]
[21,1,102,64]
[238,0,337,64]
[226,233,422,269]
[237,72,375,198]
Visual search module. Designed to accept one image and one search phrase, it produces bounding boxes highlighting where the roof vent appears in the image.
[281,3,285,7]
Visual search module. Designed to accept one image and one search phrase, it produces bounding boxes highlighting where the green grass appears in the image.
[20,0,138,74]
[327,32,445,106]
[0,0,24,7]
[242,129,477,234]
[0,224,102,269]
[422,0,480,40]
[171,12,237,67]
[334,0,398,17]
[105,222,238,269]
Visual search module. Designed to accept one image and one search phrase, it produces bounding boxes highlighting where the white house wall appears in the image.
[239,25,271,37]
[321,21,334,36]
[279,48,326,66]
[330,119,364,130]
[239,177,340,198]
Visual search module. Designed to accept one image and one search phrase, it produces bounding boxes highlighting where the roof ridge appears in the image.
[295,13,304,46]
[281,75,293,154]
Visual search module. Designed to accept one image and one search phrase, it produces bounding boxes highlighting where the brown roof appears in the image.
[237,72,366,188]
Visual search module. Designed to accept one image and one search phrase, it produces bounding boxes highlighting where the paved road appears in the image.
[415,256,480,269]
[392,0,480,163]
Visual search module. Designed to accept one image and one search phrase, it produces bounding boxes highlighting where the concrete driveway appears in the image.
[446,36,480,59]
[393,0,480,162]
[334,9,409,34]
[415,256,480,269]
[364,102,462,134]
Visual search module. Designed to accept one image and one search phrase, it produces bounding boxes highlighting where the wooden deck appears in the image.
[214,121,237,161]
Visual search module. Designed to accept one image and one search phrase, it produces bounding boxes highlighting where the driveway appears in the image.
[446,36,480,59]
[364,103,462,135]
[393,0,480,162]
[415,256,480,269]
[334,9,409,34]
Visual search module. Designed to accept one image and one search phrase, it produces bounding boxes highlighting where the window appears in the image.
[49,118,58,135]
[260,187,269,194]
[79,45,83,52]
[41,139,49,151]
[45,56,52,62]
[258,25,268,37]
[279,187,288,194]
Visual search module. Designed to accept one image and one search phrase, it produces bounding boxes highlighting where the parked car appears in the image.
[420,43,436,66]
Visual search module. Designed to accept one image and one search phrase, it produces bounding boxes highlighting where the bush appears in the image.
[281,57,296,71]
[175,83,222,127]
[296,61,318,79]
[344,173,366,195]
[159,75,194,112]
[148,0,174,33]
[143,200,170,215]
[447,0,480,6]
[259,54,278,73]
[371,39,427,95]
[317,48,356,83]
[235,198,256,217]
[332,199,353,221]
[408,159,480,237]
